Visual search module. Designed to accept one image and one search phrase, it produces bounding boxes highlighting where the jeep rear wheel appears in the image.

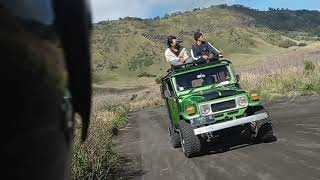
[179,120,202,158]
[168,123,181,148]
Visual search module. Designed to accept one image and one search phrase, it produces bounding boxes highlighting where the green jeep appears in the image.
[160,60,275,158]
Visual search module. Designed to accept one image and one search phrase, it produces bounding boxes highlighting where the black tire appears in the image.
[256,122,277,143]
[253,109,277,143]
[168,123,181,148]
[179,120,202,158]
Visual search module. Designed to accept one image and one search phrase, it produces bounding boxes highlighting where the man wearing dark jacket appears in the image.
[191,32,222,61]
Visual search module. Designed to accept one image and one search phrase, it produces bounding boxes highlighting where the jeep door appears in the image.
[164,79,180,127]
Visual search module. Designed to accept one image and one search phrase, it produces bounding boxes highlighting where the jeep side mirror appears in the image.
[164,90,171,97]
[235,74,240,82]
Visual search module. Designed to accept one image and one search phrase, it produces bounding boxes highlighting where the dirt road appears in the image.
[117,96,320,180]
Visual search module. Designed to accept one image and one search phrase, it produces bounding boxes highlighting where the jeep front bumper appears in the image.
[193,112,268,135]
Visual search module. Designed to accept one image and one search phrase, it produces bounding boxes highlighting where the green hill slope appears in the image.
[91,5,320,84]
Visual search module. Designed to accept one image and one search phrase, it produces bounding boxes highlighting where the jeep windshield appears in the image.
[174,65,231,92]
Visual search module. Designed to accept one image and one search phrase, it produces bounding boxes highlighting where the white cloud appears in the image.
[90,0,233,22]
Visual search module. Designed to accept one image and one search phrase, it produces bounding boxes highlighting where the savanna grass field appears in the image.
[70,5,320,179]
[71,42,320,179]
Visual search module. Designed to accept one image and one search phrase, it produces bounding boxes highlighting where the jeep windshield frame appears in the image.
[171,62,237,96]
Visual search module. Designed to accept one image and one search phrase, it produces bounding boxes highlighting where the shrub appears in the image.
[137,72,157,77]
[155,76,162,84]
[304,61,315,71]
[128,52,154,71]
[278,39,297,48]
[298,42,307,47]
[109,64,119,70]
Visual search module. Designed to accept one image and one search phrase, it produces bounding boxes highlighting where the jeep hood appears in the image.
[180,86,246,104]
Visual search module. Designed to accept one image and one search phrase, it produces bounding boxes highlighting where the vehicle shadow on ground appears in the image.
[201,135,277,156]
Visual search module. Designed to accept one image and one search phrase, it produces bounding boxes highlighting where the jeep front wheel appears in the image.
[255,122,277,143]
[253,109,277,143]
[179,120,202,158]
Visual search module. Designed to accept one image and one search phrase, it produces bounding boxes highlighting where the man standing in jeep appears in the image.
[191,32,222,62]
[165,35,193,66]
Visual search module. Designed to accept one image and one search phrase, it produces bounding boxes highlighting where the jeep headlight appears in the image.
[200,104,211,116]
[236,96,248,107]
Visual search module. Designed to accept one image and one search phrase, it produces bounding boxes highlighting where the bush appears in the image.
[109,63,119,70]
[278,39,297,48]
[298,42,307,47]
[304,61,315,71]
[128,52,154,71]
[155,76,163,84]
[137,72,157,77]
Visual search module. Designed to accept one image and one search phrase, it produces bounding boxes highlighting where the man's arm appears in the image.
[190,46,201,60]
[179,48,189,60]
[206,42,220,55]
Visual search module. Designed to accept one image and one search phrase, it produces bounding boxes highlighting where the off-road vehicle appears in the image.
[160,59,275,158]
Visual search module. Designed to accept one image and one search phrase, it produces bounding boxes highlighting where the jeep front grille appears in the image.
[211,100,236,113]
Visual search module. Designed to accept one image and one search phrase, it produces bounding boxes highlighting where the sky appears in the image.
[91,0,320,22]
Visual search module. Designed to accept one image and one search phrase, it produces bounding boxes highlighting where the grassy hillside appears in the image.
[91,5,320,87]
[224,4,320,36]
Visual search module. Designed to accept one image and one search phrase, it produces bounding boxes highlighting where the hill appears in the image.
[224,4,320,36]
[91,5,320,85]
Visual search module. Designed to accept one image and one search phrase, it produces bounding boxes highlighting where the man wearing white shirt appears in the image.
[165,36,193,66]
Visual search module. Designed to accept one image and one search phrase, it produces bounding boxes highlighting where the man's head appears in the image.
[167,35,182,49]
[194,31,205,42]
